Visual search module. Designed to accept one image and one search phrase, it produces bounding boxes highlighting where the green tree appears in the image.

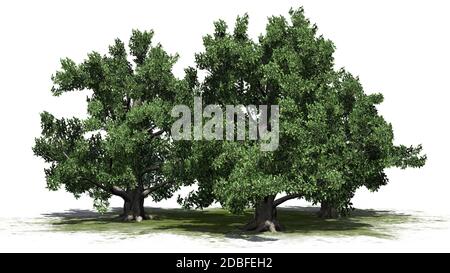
[180,8,426,231]
[298,70,426,219]
[33,30,187,221]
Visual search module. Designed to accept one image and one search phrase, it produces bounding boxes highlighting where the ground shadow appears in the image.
[42,209,121,226]
[42,206,413,238]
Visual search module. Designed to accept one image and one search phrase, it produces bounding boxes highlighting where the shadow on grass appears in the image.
[42,206,413,239]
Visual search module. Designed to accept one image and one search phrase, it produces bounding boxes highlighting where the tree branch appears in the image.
[141,163,162,177]
[85,178,130,201]
[273,194,302,207]
[151,129,164,138]
[142,180,174,198]
[62,151,70,160]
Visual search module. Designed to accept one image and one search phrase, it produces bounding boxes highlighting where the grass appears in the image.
[43,207,415,239]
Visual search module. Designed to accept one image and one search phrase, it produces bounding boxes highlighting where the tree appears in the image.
[179,8,426,231]
[33,30,188,221]
[301,70,426,219]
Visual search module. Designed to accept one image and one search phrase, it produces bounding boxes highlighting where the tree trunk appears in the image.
[243,196,283,232]
[317,201,339,219]
[120,189,147,221]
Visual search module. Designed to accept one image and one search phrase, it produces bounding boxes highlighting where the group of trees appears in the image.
[33,8,425,231]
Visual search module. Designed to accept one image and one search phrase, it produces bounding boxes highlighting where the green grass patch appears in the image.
[44,207,415,239]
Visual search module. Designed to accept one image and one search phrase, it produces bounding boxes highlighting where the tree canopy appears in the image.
[33,30,190,221]
[178,8,426,231]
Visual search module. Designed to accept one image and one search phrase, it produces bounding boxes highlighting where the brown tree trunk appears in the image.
[120,189,147,221]
[317,201,339,219]
[243,196,283,232]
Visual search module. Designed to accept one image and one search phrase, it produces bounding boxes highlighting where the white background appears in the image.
[0,0,449,251]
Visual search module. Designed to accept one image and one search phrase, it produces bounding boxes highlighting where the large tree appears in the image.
[294,70,426,219]
[179,8,426,231]
[33,30,188,221]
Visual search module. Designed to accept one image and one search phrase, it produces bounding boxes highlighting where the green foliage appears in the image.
[180,7,426,214]
[34,30,187,211]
